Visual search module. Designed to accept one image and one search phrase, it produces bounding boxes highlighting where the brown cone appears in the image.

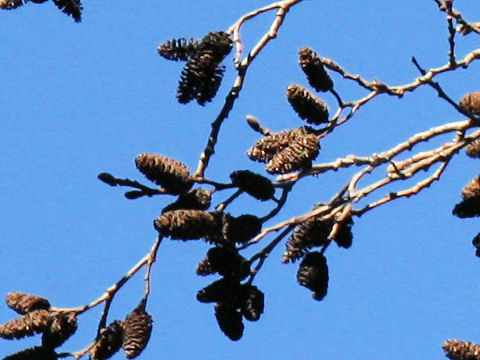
[90,321,123,360]
[3,346,57,360]
[154,209,221,240]
[459,92,480,115]
[462,176,480,200]
[42,311,78,348]
[5,292,50,315]
[0,309,51,340]
[442,339,480,360]
[214,304,244,341]
[122,307,153,359]
[297,252,329,301]
[298,47,333,92]
[286,84,329,124]
[466,139,480,158]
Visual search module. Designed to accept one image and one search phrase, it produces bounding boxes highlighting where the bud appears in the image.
[286,84,329,125]
[459,92,480,115]
[298,47,333,92]
[230,170,274,201]
[246,115,262,133]
[97,172,118,187]
[214,304,244,341]
[42,311,77,348]
[122,307,153,359]
[90,321,123,360]
[157,38,200,61]
[442,339,480,360]
[135,153,193,195]
[0,309,51,340]
[297,252,329,301]
[3,346,57,360]
[240,285,264,322]
[5,292,50,315]
[154,209,221,240]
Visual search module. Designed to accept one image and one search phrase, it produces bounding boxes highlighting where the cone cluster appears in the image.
[158,31,232,105]
[135,153,193,194]
[286,84,329,125]
[230,170,275,201]
[442,339,480,360]
[248,127,320,174]
[297,252,329,301]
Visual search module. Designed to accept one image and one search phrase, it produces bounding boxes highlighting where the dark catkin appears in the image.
[157,38,201,61]
[90,321,124,360]
[162,188,212,213]
[5,292,50,315]
[286,84,329,125]
[214,304,244,341]
[0,309,51,340]
[196,278,242,306]
[205,246,250,280]
[51,0,83,22]
[3,346,57,360]
[459,92,480,115]
[122,308,153,359]
[466,139,480,158]
[135,153,193,194]
[442,339,480,360]
[298,47,333,92]
[0,0,23,9]
[297,252,329,301]
[230,170,275,201]
[240,285,264,322]
[283,218,331,263]
[154,209,221,240]
[42,311,77,348]
[222,214,263,245]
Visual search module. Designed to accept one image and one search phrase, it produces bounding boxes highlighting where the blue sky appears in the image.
[1,1,480,359]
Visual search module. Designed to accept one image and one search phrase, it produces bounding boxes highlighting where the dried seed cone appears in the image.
[0,0,23,9]
[297,252,329,301]
[466,139,480,158]
[230,170,275,201]
[214,304,244,341]
[6,292,50,315]
[154,209,221,240]
[135,153,193,194]
[42,311,77,348]
[122,308,153,359]
[460,92,480,115]
[222,214,263,245]
[196,278,242,306]
[205,246,250,280]
[196,255,215,276]
[248,127,310,163]
[158,38,200,61]
[335,217,354,249]
[90,321,123,360]
[284,218,331,263]
[51,0,83,22]
[286,84,329,125]
[162,188,212,213]
[298,47,333,92]
[442,339,480,360]
[3,346,57,360]
[240,285,264,322]
[462,176,480,200]
[453,198,480,218]
[199,31,233,62]
[0,309,51,340]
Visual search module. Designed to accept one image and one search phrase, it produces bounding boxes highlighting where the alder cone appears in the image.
[286,84,329,124]
[3,346,57,360]
[6,292,50,315]
[442,339,480,360]
[214,304,244,341]
[205,246,250,280]
[466,139,480,158]
[42,311,77,348]
[51,0,83,22]
[284,218,331,263]
[196,278,242,306]
[462,176,480,200]
[90,321,123,360]
[298,47,333,92]
[196,255,215,276]
[240,285,264,322]
[459,92,480,115]
[199,31,233,62]
[0,309,51,340]
[154,209,221,240]
[472,233,480,258]
[135,153,193,194]
[157,38,200,61]
[222,214,263,244]
[162,188,212,213]
[0,0,23,9]
[297,252,329,301]
[122,308,153,359]
[230,170,274,201]
[453,197,480,218]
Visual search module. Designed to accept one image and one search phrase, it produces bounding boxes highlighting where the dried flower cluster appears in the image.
[159,31,233,105]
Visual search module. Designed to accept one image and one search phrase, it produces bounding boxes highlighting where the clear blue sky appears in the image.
[1,1,480,359]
